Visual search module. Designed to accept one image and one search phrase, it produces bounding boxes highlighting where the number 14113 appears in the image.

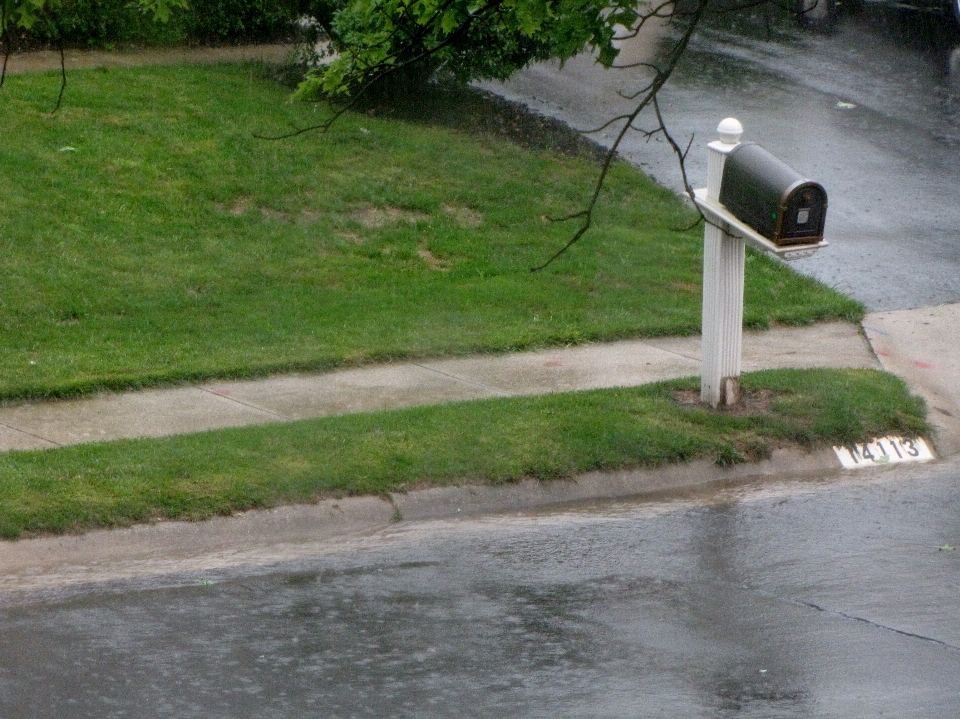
[834,437,934,469]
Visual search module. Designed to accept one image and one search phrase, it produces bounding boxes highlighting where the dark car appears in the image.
[799,0,960,29]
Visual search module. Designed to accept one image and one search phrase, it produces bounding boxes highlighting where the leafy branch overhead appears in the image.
[0,0,187,101]
[292,0,710,267]
[0,0,185,33]
[295,0,650,101]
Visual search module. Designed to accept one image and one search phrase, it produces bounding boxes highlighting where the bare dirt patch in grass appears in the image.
[214,197,253,216]
[260,206,293,221]
[215,201,320,223]
[337,232,365,245]
[442,204,483,228]
[672,388,777,416]
[670,280,700,294]
[418,246,450,271]
[350,206,430,227]
[0,44,293,76]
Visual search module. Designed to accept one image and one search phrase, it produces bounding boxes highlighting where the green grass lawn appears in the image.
[0,369,928,539]
[0,62,862,401]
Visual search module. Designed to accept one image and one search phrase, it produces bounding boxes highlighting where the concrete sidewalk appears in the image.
[0,321,880,451]
[3,307,959,456]
[865,303,960,457]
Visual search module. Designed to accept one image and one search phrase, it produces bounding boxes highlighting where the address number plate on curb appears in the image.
[833,437,934,469]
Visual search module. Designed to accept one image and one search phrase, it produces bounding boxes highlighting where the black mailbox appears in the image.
[719,142,827,246]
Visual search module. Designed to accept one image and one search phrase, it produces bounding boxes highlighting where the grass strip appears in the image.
[0,368,927,539]
[0,62,862,401]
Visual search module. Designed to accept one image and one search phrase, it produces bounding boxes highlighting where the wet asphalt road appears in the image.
[2,458,959,718]
[483,11,960,311]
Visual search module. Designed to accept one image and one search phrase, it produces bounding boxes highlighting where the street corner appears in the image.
[863,303,960,457]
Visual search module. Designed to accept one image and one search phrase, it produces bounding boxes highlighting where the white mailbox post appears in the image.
[694,118,828,408]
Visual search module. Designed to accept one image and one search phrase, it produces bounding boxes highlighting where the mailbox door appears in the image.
[778,183,827,245]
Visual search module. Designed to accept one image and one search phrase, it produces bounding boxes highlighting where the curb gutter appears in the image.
[0,446,844,594]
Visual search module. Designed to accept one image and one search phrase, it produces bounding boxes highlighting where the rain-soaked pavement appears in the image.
[2,458,959,718]
[482,10,960,311]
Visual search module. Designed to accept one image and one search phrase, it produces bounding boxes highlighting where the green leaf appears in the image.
[440,8,462,33]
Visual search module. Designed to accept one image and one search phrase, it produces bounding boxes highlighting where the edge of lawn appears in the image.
[0,61,864,404]
[0,367,930,540]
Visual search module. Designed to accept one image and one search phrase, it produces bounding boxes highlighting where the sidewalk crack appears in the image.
[198,388,291,420]
[412,364,514,397]
[642,342,701,363]
[0,422,63,447]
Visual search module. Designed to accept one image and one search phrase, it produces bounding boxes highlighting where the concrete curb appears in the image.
[390,446,842,522]
[0,446,842,594]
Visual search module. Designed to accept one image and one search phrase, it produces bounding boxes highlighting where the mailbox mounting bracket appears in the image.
[693,188,828,262]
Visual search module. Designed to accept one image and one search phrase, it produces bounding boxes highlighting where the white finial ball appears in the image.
[717,117,743,145]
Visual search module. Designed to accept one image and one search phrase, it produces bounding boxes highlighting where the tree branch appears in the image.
[531,0,711,271]
[256,0,505,140]
[1,2,10,89]
[52,35,66,113]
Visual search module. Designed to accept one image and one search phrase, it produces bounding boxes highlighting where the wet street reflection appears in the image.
[948,46,960,85]
[688,504,811,716]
